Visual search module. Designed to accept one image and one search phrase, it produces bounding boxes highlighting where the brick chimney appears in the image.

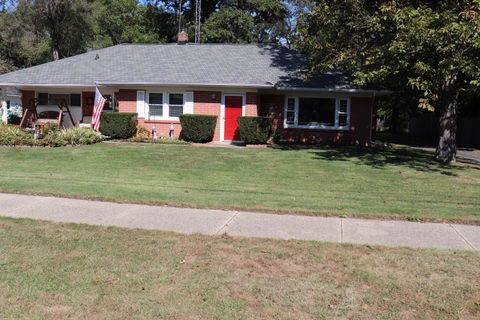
[177,31,189,44]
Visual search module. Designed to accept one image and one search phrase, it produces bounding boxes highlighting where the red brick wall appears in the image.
[245,92,258,116]
[117,89,137,114]
[139,119,182,139]
[21,90,35,110]
[261,94,373,145]
[194,91,221,141]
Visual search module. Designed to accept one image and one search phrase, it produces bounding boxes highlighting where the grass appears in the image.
[0,143,479,223]
[0,217,479,319]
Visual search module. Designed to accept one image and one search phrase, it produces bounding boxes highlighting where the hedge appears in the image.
[100,112,137,139]
[238,116,272,144]
[179,114,217,143]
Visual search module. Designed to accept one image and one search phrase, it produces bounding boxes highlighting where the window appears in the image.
[149,93,163,118]
[286,98,296,125]
[298,98,336,127]
[38,93,82,107]
[169,93,184,117]
[48,94,70,106]
[70,94,81,107]
[284,97,350,129]
[103,95,114,111]
[38,93,48,105]
[338,99,348,127]
[147,92,185,119]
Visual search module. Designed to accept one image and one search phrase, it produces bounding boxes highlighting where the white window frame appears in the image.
[147,92,164,119]
[167,93,185,118]
[146,91,185,121]
[284,96,351,130]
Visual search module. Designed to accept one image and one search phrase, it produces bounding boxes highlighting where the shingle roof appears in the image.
[0,44,365,91]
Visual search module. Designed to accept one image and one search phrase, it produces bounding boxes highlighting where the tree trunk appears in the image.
[435,74,459,163]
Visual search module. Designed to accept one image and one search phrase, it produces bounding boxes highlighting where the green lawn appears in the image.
[0,143,479,223]
[0,217,479,319]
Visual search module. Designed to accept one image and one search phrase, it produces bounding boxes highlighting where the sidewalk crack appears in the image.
[216,211,239,235]
[449,224,476,250]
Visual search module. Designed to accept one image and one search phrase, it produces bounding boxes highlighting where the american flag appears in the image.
[92,87,106,131]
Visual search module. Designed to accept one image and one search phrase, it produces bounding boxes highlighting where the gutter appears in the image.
[0,83,95,89]
[275,86,391,95]
[95,81,275,89]
[0,82,275,90]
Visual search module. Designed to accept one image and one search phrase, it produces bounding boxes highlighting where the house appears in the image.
[0,33,386,144]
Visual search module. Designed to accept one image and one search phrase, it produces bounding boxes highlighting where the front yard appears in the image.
[0,143,479,223]
[0,217,479,319]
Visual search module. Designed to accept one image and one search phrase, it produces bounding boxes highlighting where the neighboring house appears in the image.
[0,33,386,144]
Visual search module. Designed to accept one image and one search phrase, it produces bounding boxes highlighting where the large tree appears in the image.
[296,0,480,163]
[34,0,93,59]
[203,0,288,43]
[94,0,161,46]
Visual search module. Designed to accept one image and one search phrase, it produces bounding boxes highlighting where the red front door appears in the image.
[224,96,243,140]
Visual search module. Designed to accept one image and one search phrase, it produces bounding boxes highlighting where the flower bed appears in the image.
[0,123,103,147]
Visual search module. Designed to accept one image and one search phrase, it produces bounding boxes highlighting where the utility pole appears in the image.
[195,0,201,43]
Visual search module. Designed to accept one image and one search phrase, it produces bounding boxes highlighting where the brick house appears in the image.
[0,37,387,144]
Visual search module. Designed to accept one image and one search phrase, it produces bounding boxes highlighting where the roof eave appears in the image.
[0,83,95,89]
[95,81,275,89]
[275,86,391,96]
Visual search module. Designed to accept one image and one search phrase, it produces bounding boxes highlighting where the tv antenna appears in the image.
[195,0,201,43]
[178,0,182,34]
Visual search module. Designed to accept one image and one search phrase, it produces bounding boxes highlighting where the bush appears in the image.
[41,128,103,147]
[0,123,102,147]
[130,125,151,142]
[0,123,36,146]
[65,128,103,145]
[7,114,21,125]
[179,114,217,143]
[238,116,272,144]
[100,112,137,139]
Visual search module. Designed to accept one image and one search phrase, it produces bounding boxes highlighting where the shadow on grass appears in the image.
[273,144,474,176]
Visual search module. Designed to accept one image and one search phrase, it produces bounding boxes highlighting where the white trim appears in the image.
[96,81,274,89]
[220,93,246,142]
[136,90,146,119]
[284,96,351,131]
[275,86,391,95]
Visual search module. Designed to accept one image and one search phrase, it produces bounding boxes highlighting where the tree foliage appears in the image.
[0,0,291,69]
[296,0,480,162]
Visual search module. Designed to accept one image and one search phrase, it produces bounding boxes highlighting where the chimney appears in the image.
[177,31,189,45]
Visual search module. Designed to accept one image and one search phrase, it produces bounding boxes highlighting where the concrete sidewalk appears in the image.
[0,192,478,251]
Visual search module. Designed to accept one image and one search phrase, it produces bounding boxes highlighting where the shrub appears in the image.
[64,128,103,145]
[41,130,68,147]
[0,123,36,146]
[41,128,103,147]
[179,114,217,143]
[0,123,102,147]
[7,114,21,125]
[100,112,137,139]
[130,125,151,142]
[238,116,272,144]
